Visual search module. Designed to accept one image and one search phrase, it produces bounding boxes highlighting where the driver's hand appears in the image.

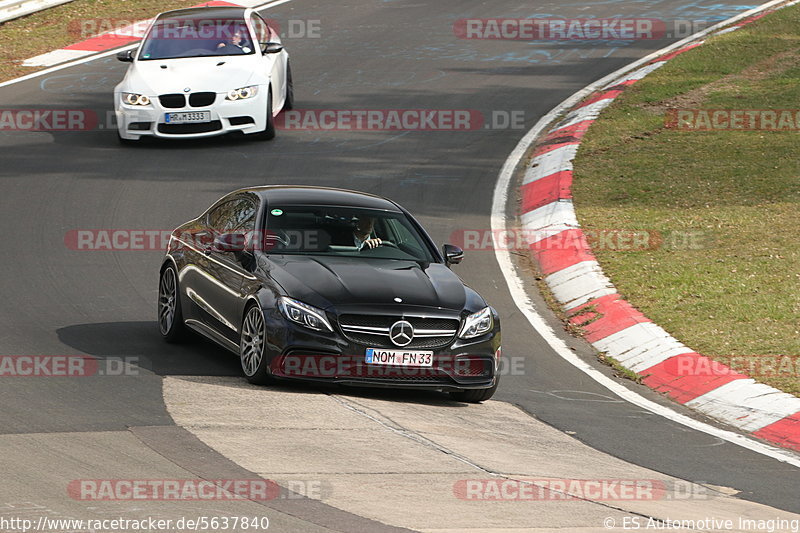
[362,238,382,249]
[217,42,226,48]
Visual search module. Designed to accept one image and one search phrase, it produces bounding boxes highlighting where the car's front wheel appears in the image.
[252,89,276,141]
[449,379,498,403]
[284,60,294,110]
[158,265,187,342]
[240,304,272,384]
[117,132,138,146]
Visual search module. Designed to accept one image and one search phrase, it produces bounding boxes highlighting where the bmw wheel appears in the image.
[240,304,272,384]
[253,89,276,141]
[284,60,294,110]
[117,132,138,146]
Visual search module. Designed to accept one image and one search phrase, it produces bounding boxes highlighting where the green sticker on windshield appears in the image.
[271,209,283,216]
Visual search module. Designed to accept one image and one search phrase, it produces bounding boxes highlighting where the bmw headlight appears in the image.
[458,307,493,339]
[226,86,259,101]
[122,93,151,106]
[278,297,333,332]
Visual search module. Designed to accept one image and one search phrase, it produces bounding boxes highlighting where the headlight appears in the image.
[458,307,493,339]
[122,93,151,106]
[277,297,333,332]
[226,86,259,101]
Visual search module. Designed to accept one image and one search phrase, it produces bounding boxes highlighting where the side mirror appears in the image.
[261,42,284,54]
[212,233,248,253]
[116,50,134,62]
[443,244,464,266]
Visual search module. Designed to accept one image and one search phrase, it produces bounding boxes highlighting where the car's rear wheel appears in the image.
[252,89,276,141]
[449,379,498,403]
[158,265,187,342]
[284,60,294,110]
[240,304,272,384]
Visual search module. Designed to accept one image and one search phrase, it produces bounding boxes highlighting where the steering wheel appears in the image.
[379,240,398,248]
[358,239,397,251]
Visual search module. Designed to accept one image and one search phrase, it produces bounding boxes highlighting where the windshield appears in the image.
[262,206,437,263]
[139,16,255,60]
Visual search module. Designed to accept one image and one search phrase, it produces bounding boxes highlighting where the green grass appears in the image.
[0,0,202,82]
[571,4,800,396]
[600,354,643,385]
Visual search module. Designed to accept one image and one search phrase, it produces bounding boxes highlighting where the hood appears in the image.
[121,55,267,95]
[263,255,471,311]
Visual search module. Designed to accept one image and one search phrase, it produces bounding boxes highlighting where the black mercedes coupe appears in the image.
[158,186,500,401]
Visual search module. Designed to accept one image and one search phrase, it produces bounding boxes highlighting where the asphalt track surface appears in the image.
[0,0,798,528]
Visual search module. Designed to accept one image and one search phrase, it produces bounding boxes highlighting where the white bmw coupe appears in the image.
[114,6,292,143]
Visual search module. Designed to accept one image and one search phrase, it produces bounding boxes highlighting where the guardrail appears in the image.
[0,0,75,24]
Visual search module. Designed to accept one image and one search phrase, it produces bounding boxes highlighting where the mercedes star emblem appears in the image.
[389,320,414,347]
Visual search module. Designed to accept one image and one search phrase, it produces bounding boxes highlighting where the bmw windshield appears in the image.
[262,206,437,263]
[138,16,256,60]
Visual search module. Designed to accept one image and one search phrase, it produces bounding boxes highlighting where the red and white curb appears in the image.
[21,0,279,67]
[518,4,800,452]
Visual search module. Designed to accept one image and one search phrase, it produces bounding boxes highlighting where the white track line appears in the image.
[0,0,292,90]
[491,0,800,468]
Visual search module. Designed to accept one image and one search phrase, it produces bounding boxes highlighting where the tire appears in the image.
[158,264,187,343]
[240,303,273,384]
[449,379,498,403]
[117,133,137,146]
[283,60,294,110]
[252,89,276,141]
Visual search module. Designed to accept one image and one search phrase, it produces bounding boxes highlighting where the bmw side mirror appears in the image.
[443,244,464,266]
[262,42,284,54]
[212,233,248,253]
[116,50,134,62]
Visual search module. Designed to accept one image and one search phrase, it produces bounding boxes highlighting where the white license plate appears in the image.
[165,111,211,124]
[366,348,433,367]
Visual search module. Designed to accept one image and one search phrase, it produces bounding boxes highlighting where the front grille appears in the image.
[338,314,459,349]
[158,120,222,134]
[159,94,185,108]
[189,92,216,107]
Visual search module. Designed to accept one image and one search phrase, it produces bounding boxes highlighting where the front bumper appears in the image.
[263,309,501,392]
[114,89,268,140]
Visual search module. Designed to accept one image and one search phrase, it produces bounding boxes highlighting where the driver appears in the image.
[217,30,249,52]
[353,216,382,250]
